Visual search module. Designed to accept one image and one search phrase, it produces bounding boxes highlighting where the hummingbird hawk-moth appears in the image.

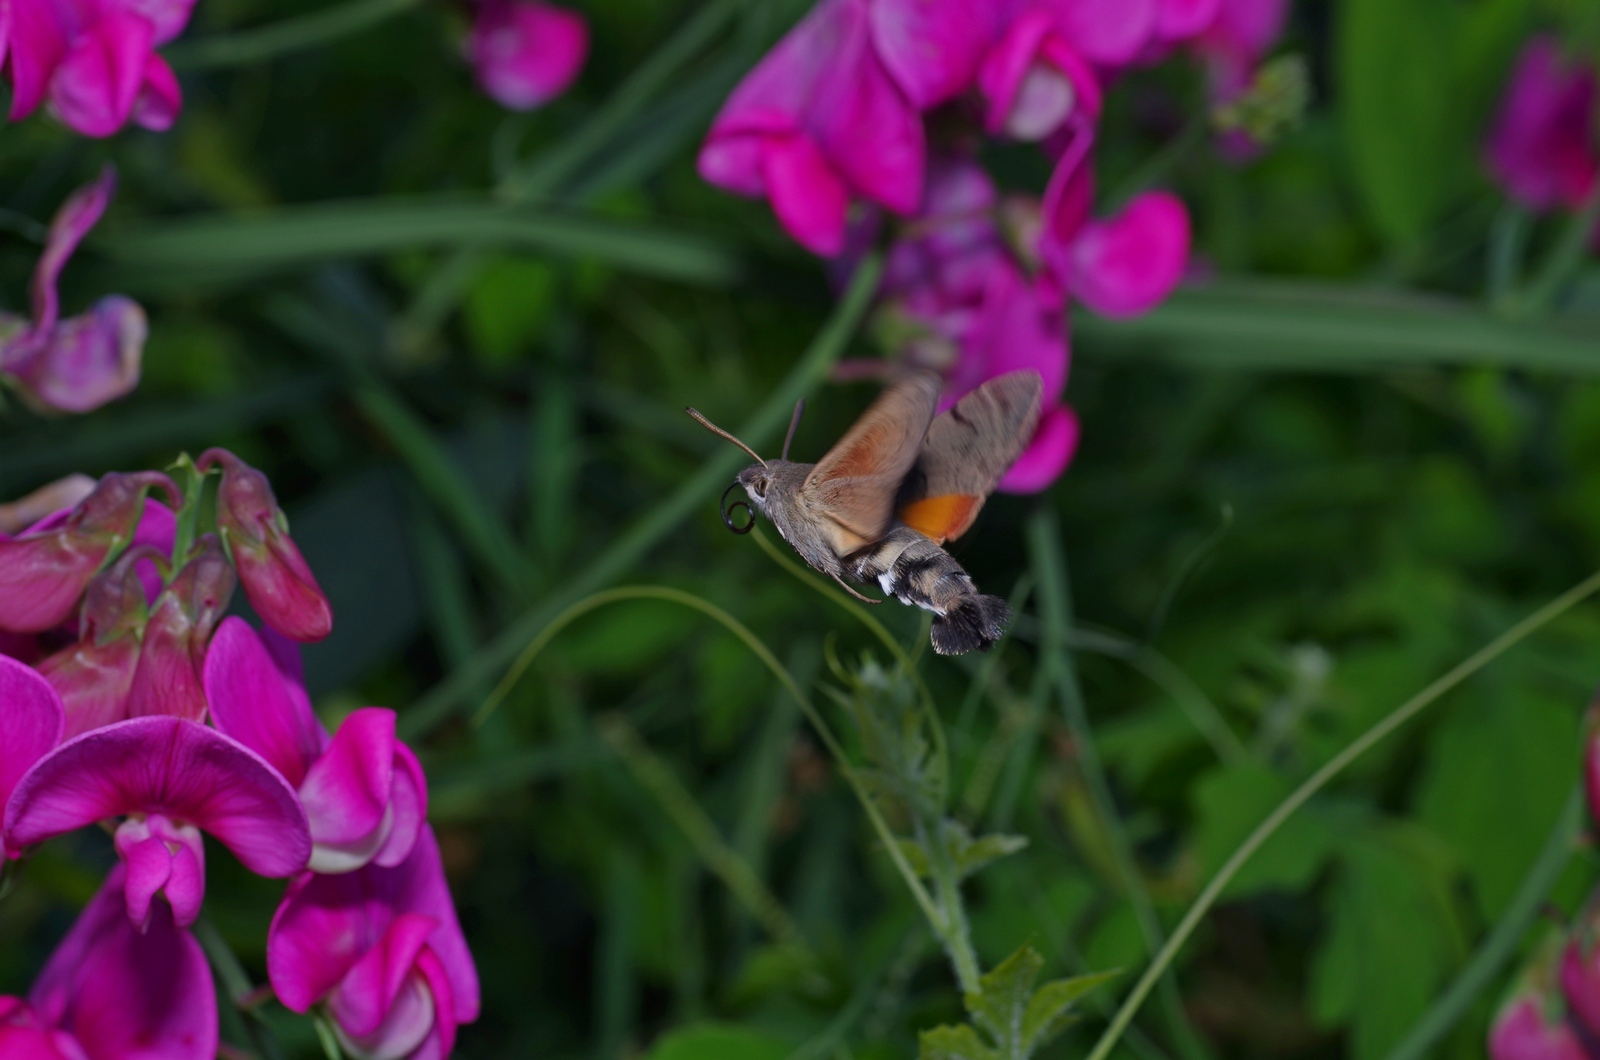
[687,369,1042,655]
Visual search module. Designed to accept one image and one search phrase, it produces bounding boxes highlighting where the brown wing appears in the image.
[898,370,1042,544]
[803,372,941,554]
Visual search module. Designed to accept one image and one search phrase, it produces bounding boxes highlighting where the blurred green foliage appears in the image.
[5,1,1600,1059]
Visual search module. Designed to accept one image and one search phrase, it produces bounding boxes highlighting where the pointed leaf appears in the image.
[965,944,1044,1054]
[952,828,1029,880]
[1022,970,1120,1053]
[919,1023,999,1060]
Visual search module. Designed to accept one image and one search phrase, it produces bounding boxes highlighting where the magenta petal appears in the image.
[132,53,181,131]
[31,168,117,334]
[113,814,204,927]
[0,655,65,837]
[335,966,438,1059]
[204,617,322,787]
[8,0,69,121]
[330,912,439,1039]
[48,11,153,138]
[302,707,394,844]
[1202,0,1287,63]
[1040,0,1157,65]
[7,296,145,414]
[5,716,311,877]
[45,880,216,1060]
[1156,0,1221,40]
[415,947,459,1057]
[397,829,479,1023]
[373,742,427,869]
[869,0,987,109]
[466,0,588,110]
[998,404,1080,493]
[1068,191,1190,317]
[762,134,851,255]
[1491,991,1590,1060]
[123,0,200,46]
[810,11,924,215]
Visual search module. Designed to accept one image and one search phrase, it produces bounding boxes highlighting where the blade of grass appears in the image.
[598,711,808,948]
[164,0,419,70]
[1029,509,1213,1060]
[1383,784,1584,1060]
[1076,278,1600,374]
[98,198,741,291]
[397,255,881,739]
[1085,566,1600,1060]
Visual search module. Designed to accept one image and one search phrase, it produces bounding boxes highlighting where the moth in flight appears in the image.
[688,370,1042,654]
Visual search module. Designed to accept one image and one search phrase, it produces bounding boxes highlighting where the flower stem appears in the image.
[1084,565,1600,1060]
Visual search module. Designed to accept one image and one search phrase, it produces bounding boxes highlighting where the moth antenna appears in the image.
[686,408,767,469]
[781,399,805,461]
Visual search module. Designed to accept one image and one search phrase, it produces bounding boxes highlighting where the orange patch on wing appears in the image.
[900,494,978,544]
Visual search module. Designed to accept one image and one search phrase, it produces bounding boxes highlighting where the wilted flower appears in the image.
[464,0,588,111]
[200,447,333,643]
[5,715,312,927]
[0,168,145,414]
[125,533,235,723]
[270,828,480,1060]
[35,546,155,738]
[8,0,192,137]
[206,616,428,874]
[0,866,216,1060]
[0,469,176,634]
[1485,35,1599,213]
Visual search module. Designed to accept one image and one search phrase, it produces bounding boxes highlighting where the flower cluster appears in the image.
[698,0,1288,491]
[1491,711,1600,1060]
[0,454,476,1060]
[3,0,195,138]
[1485,35,1599,216]
[1,167,144,416]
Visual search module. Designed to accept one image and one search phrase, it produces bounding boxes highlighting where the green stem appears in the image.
[1107,114,1208,213]
[914,812,983,996]
[1382,785,1584,1060]
[165,0,419,70]
[1085,566,1600,1060]
[398,256,881,740]
[466,584,945,932]
[1505,185,1600,317]
[194,918,286,1060]
[1028,511,1212,1060]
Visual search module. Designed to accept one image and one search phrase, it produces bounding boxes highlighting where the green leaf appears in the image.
[1310,824,1467,1060]
[965,944,1044,1056]
[895,823,1029,881]
[1192,763,1339,898]
[1021,970,1119,1054]
[918,1024,999,1060]
[643,1023,792,1060]
[1415,688,1576,917]
[1336,0,1468,246]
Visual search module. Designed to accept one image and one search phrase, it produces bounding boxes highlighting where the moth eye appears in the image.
[753,478,768,499]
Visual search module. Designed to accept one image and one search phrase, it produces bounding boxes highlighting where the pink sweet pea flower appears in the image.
[868,0,995,110]
[698,0,924,255]
[125,533,235,723]
[270,827,480,1060]
[464,0,588,111]
[8,0,194,137]
[200,447,333,643]
[1037,0,1159,68]
[0,655,66,857]
[977,9,1102,142]
[1485,35,1600,213]
[0,469,177,634]
[0,168,145,414]
[0,865,216,1060]
[4,714,311,927]
[206,616,427,874]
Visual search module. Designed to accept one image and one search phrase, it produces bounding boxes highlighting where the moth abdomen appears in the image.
[849,526,1010,655]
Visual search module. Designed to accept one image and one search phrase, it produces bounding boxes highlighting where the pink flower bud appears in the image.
[35,545,157,739]
[126,535,235,723]
[199,449,332,643]
[0,470,176,633]
[464,0,588,111]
